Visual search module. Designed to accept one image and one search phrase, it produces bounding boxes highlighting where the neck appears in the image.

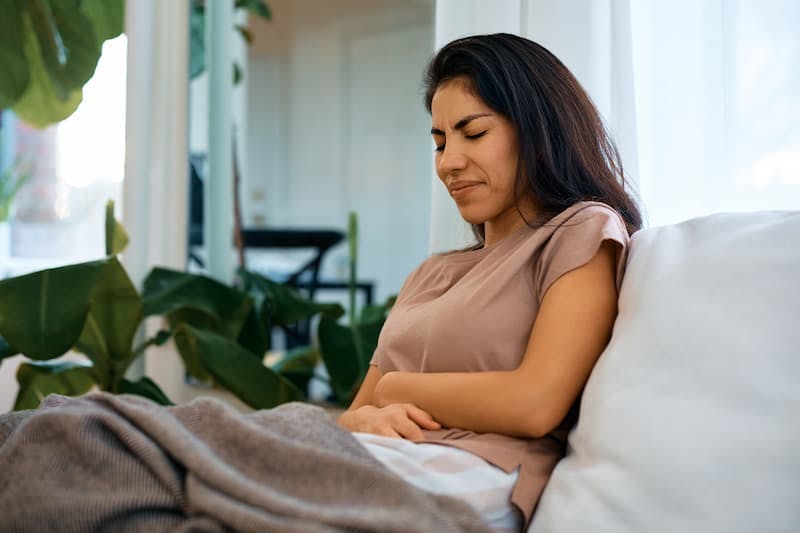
[482,199,537,247]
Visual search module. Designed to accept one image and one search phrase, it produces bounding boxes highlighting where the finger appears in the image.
[404,405,442,430]
[376,427,402,439]
[395,418,426,442]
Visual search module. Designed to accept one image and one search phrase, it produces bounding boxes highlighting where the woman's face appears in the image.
[430,79,524,234]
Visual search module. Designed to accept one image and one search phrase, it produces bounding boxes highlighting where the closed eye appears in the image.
[434,131,487,152]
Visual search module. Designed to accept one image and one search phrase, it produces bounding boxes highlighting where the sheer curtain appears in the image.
[123,0,189,287]
[631,0,800,227]
[123,0,189,381]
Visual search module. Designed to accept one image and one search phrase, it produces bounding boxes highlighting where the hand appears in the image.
[337,404,441,441]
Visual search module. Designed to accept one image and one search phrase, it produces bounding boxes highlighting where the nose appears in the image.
[437,142,468,177]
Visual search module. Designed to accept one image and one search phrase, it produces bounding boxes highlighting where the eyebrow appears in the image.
[430,113,492,135]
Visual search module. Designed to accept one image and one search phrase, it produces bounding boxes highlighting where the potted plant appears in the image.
[0,202,393,411]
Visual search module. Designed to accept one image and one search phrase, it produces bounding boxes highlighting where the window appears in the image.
[1,36,127,277]
[631,0,800,227]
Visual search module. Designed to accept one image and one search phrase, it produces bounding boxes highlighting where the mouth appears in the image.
[448,182,483,199]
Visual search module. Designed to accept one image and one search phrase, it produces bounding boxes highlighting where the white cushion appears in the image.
[530,211,800,533]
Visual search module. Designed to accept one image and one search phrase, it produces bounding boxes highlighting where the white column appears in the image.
[206,0,235,282]
[429,0,523,253]
[123,0,189,378]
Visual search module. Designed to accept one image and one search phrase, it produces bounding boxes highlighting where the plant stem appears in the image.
[347,211,357,325]
[232,129,247,271]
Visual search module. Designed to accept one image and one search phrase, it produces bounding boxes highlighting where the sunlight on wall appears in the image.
[57,36,127,188]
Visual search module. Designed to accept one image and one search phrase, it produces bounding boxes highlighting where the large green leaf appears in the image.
[0,259,109,360]
[318,317,385,405]
[172,316,214,382]
[142,268,253,339]
[74,258,142,389]
[26,0,100,98]
[119,377,173,406]
[236,304,270,358]
[239,269,345,326]
[12,11,82,128]
[175,324,304,409]
[0,0,29,109]
[104,200,129,256]
[79,0,125,49]
[14,359,95,410]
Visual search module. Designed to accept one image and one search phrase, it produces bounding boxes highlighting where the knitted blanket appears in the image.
[0,393,492,533]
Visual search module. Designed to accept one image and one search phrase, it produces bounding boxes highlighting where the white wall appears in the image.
[245,0,435,303]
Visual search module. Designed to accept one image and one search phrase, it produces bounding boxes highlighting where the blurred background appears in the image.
[0,0,798,410]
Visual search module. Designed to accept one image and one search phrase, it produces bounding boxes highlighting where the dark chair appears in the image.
[241,228,374,348]
[187,154,374,349]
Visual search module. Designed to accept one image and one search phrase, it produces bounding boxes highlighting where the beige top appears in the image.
[370,201,630,527]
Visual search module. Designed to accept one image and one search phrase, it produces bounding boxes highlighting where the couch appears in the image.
[529,210,800,533]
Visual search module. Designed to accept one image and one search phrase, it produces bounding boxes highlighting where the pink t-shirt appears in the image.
[370,201,631,526]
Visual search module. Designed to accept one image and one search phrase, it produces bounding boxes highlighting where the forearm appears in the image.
[373,370,548,438]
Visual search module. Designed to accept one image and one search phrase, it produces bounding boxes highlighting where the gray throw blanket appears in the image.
[0,393,493,533]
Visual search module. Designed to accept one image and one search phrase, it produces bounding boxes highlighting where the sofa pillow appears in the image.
[529,210,800,533]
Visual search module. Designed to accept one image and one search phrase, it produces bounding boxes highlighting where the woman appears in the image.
[337,33,642,531]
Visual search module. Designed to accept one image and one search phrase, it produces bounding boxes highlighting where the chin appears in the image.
[456,206,490,226]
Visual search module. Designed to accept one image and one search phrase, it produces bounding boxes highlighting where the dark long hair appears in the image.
[423,33,642,240]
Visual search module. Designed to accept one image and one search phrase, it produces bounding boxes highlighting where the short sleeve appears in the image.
[535,205,630,303]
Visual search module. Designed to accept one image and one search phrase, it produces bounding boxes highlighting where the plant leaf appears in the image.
[189,3,205,80]
[0,0,30,108]
[318,317,385,405]
[235,25,252,44]
[271,345,320,395]
[235,0,272,19]
[175,324,304,409]
[13,359,95,410]
[359,295,397,323]
[171,316,214,382]
[119,377,173,406]
[239,269,345,326]
[272,345,320,373]
[104,199,129,256]
[75,257,142,387]
[236,304,270,358]
[79,0,125,49]
[25,0,100,98]
[142,267,253,339]
[0,259,109,360]
[12,9,82,128]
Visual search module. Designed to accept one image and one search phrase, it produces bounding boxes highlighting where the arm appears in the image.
[336,365,441,439]
[373,240,621,439]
